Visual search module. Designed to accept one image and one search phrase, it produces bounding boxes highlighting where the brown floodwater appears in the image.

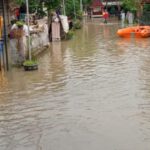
[0,18,150,150]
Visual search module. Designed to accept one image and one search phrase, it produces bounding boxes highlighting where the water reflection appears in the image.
[48,42,66,92]
[0,70,8,90]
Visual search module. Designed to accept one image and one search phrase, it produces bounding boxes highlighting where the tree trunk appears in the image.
[48,11,52,42]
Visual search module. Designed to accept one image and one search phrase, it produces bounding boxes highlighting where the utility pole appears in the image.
[62,0,66,15]
[2,0,9,70]
[73,0,76,19]
[26,0,31,61]
[80,0,83,12]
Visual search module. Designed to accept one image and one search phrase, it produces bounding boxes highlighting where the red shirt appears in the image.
[15,8,20,17]
[103,12,109,19]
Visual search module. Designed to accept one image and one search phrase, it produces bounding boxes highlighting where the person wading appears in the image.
[103,10,109,24]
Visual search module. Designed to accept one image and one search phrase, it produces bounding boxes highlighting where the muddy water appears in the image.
[0,19,150,150]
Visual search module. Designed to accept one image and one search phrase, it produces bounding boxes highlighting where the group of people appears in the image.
[9,20,29,64]
[120,10,134,25]
[102,9,134,25]
[10,3,29,64]
[11,3,26,22]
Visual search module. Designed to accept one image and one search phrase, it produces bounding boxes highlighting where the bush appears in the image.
[143,4,150,12]
[65,30,74,40]
[73,19,82,29]
[23,60,38,66]
[76,11,83,20]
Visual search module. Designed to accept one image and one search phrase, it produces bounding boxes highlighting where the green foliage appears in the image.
[15,0,24,5]
[76,10,83,20]
[66,30,74,40]
[23,60,38,66]
[65,0,80,19]
[44,0,61,10]
[122,0,140,13]
[28,0,39,13]
[73,19,82,29]
[15,0,40,13]
[15,0,92,17]
[143,4,150,12]
[16,21,24,27]
[83,0,92,5]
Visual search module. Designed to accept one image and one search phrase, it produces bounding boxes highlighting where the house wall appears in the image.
[4,1,50,66]
[10,20,49,65]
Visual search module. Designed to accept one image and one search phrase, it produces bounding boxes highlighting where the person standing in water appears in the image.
[103,10,109,24]
[121,10,125,27]
[51,12,61,42]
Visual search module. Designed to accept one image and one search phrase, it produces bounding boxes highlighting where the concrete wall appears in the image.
[10,23,49,65]
[31,24,49,51]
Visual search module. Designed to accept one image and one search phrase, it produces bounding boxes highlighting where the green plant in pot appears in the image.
[23,59,38,71]
[23,32,38,71]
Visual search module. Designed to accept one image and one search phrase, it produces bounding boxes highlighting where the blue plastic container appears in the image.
[0,41,3,54]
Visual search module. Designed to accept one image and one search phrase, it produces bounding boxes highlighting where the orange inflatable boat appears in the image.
[117,26,150,38]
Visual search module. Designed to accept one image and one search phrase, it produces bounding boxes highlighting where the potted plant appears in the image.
[23,59,38,71]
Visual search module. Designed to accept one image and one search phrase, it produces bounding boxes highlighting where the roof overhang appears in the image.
[102,1,122,6]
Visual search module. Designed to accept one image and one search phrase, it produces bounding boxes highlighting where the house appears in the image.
[102,0,122,16]
[89,0,104,18]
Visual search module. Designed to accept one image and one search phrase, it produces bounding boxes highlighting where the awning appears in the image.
[90,0,104,8]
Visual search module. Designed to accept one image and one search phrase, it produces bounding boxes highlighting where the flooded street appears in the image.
[0,19,150,150]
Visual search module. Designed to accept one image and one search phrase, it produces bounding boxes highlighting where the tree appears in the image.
[122,0,141,13]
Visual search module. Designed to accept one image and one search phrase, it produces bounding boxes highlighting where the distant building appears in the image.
[102,0,122,16]
[89,0,104,18]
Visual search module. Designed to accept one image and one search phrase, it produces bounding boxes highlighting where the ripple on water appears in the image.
[0,21,150,150]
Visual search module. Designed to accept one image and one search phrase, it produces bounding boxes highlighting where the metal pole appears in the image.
[2,0,9,70]
[63,0,66,15]
[80,0,83,12]
[73,0,76,19]
[26,0,31,61]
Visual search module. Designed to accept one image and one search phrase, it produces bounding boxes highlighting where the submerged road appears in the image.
[0,18,150,150]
